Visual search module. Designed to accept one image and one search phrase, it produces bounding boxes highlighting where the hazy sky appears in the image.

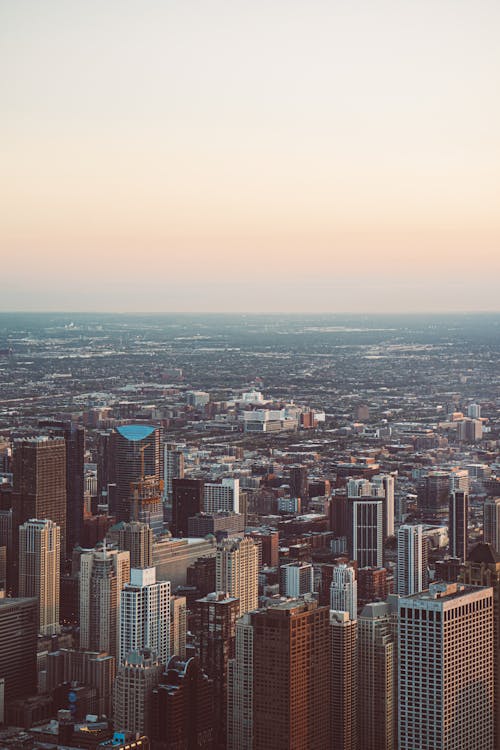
[1,1,499,312]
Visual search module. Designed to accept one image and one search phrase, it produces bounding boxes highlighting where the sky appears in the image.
[1,0,499,313]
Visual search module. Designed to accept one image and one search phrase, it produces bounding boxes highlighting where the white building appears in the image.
[372,474,395,539]
[280,561,314,598]
[351,498,383,568]
[398,582,494,750]
[330,563,357,621]
[397,524,428,596]
[227,613,254,750]
[120,567,171,665]
[18,519,60,636]
[204,478,240,514]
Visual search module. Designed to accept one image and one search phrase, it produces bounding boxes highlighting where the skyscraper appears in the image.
[112,520,154,569]
[449,489,469,561]
[163,443,185,501]
[358,601,396,750]
[216,536,258,617]
[113,649,163,737]
[204,478,240,514]
[372,473,395,539]
[350,497,383,567]
[227,614,254,750]
[79,544,130,658]
[172,478,204,537]
[39,420,85,556]
[198,592,239,749]
[18,518,60,635]
[330,610,357,750]
[398,582,494,750]
[170,595,187,660]
[0,597,38,701]
[396,524,428,596]
[330,563,357,620]
[417,470,450,516]
[289,465,308,504]
[228,599,331,750]
[280,561,314,598]
[484,497,500,552]
[112,425,162,523]
[120,567,170,665]
[12,437,66,586]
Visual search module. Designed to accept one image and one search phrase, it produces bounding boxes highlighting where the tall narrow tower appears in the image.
[120,567,170,665]
[484,498,500,552]
[216,536,258,617]
[449,490,469,561]
[396,524,428,596]
[330,610,357,750]
[330,563,357,620]
[18,518,60,635]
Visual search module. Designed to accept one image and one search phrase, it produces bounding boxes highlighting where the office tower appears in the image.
[358,601,396,750]
[112,425,162,523]
[111,520,154,568]
[18,518,60,635]
[172,478,204,537]
[96,430,115,496]
[120,567,170,665]
[113,649,163,736]
[228,599,331,750]
[170,595,187,659]
[227,614,254,750]
[449,468,469,494]
[330,610,357,750]
[12,437,66,586]
[289,465,308,503]
[434,556,461,582]
[398,582,494,750]
[204,478,239,514]
[0,597,38,700]
[484,498,500,551]
[396,524,428,596]
[417,470,450,516]
[0,545,5,594]
[151,657,215,750]
[129,474,164,537]
[372,473,395,539]
[468,402,481,418]
[163,443,184,500]
[330,563,357,620]
[247,527,279,567]
[350,497,383,567]
[280,561,314,598]
[449,490,469,561]
[458,418,483,442]
[79,545,130,658]
[39,420,85,556]
[47,648,116,717]
[358,566,388,607]
[216,536,258,617]
[198,592,239,748]
[461,543,500,750]
[329,493,349,536]
[347,477,373,497]
[187,555,217,596]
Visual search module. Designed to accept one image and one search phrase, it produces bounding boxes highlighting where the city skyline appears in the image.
[1,1,499,313]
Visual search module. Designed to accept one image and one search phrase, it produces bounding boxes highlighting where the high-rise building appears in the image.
[216,536,258,617]
[330,563,357,620]
[350,497,383,567]
[468,402,481,419]
[372,474,395,539]
[247,527,279,567]
[112,425,162,523]
[449,490,469,561]
[198,592,239,749]
[396,524,428,596]
[358,566,388,607]
[111,520,154,568]
[330,610,357,750]
[280,561,314,598]
[18,518,60,635]
[461,543,500,750]
[172,478,204,537]
[39,420,85,557]
[204,478,239,514]
[170,595,187,660]
[0,597,38,700]
[449,468,469,494]
[113,649,164,737]
[398,582,494,750]
[163,443,185,501]
[289,465,308,504]
[120,567,170,665]
[150,657,215,750]
[228,599,331,750]
[12,437,66,586]
[484,498,500,552]
[417,470,450,516]
[47,648,116,717]
[79,545,130,658]
[358,601,396,750]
